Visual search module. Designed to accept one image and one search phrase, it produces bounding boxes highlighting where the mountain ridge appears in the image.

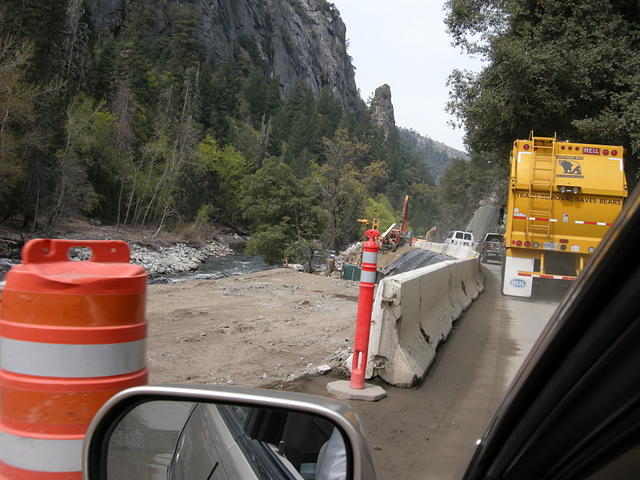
[399,128,468,183]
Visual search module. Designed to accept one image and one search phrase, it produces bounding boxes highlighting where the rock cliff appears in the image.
[370,84,396,139]
[89,0,359,110]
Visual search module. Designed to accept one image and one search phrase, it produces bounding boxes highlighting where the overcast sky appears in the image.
[329,0,483,152]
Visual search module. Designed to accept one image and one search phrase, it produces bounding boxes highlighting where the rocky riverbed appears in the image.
[0,240,235,281]
[0,227,239,280]
[129,241,234,275]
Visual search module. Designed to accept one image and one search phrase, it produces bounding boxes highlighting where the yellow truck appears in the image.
[502,134,627,297]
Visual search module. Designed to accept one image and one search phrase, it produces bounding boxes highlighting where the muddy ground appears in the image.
[146,268,359,386]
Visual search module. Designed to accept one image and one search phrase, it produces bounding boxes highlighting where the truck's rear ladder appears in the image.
[526,136,556,242]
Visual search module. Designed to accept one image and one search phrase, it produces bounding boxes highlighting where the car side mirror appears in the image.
[82,385,377,480]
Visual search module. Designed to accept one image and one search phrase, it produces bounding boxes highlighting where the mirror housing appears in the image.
[82,385,377,480]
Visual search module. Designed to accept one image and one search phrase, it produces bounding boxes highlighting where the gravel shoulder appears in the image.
[146,268,358,387]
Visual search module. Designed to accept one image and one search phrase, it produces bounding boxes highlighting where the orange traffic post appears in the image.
[350,229,380,389]
[327,230,386,401]
[0,239,148,479]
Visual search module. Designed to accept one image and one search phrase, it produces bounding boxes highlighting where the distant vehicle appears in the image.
[502,134,627,297]
[479,233,504,264]
[445,230,474,247]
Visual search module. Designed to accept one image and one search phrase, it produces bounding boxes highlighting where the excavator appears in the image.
[380,195,410,251]
[357,195,411,251]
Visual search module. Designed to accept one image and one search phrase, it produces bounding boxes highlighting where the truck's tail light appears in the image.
[559,239,569,243]
[611,149,618,156]
[523,144,530,151]
[532,242,540,248]
[588,247,595,253]
[572,186,580,194]
[603,149,609,155]
[560,244,567,251]
[524,241,531,247]
[516,240,523,247]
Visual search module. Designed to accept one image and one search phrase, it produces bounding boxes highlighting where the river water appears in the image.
[198,252,273,277]
[0,252,272,285]
[149,250,273,284]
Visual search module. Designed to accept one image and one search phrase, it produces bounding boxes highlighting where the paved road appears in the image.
[302,262,567,480]
[466,203,500,244]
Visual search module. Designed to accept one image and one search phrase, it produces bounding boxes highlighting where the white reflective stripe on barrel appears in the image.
[360,269,377,284]
[0,338,146,378]
[361,251,378,265]
[0,429,82,472]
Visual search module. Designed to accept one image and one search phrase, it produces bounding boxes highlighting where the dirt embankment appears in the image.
[146,268,359,387]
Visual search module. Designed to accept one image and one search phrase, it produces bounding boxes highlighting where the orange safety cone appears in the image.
[0,239,148,479]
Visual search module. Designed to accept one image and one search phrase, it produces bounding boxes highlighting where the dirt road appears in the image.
[146,268,358,386]
[296,263,565,480]
[465,202,500,243]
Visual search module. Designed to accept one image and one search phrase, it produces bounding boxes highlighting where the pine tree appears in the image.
[0,34,40,221]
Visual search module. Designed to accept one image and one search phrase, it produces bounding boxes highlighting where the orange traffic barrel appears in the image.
[0,239,148,479]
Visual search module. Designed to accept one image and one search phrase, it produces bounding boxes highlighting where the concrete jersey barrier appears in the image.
[413,240,478,260]
[363,255,484,387]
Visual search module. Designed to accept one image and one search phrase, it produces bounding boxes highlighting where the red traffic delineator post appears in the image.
[350,229,380,389]
[327,229,386,401]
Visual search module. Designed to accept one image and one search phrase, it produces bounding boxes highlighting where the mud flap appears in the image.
[502,256,534,297]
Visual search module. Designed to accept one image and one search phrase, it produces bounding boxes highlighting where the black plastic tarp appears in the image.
[380,249,451,277]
